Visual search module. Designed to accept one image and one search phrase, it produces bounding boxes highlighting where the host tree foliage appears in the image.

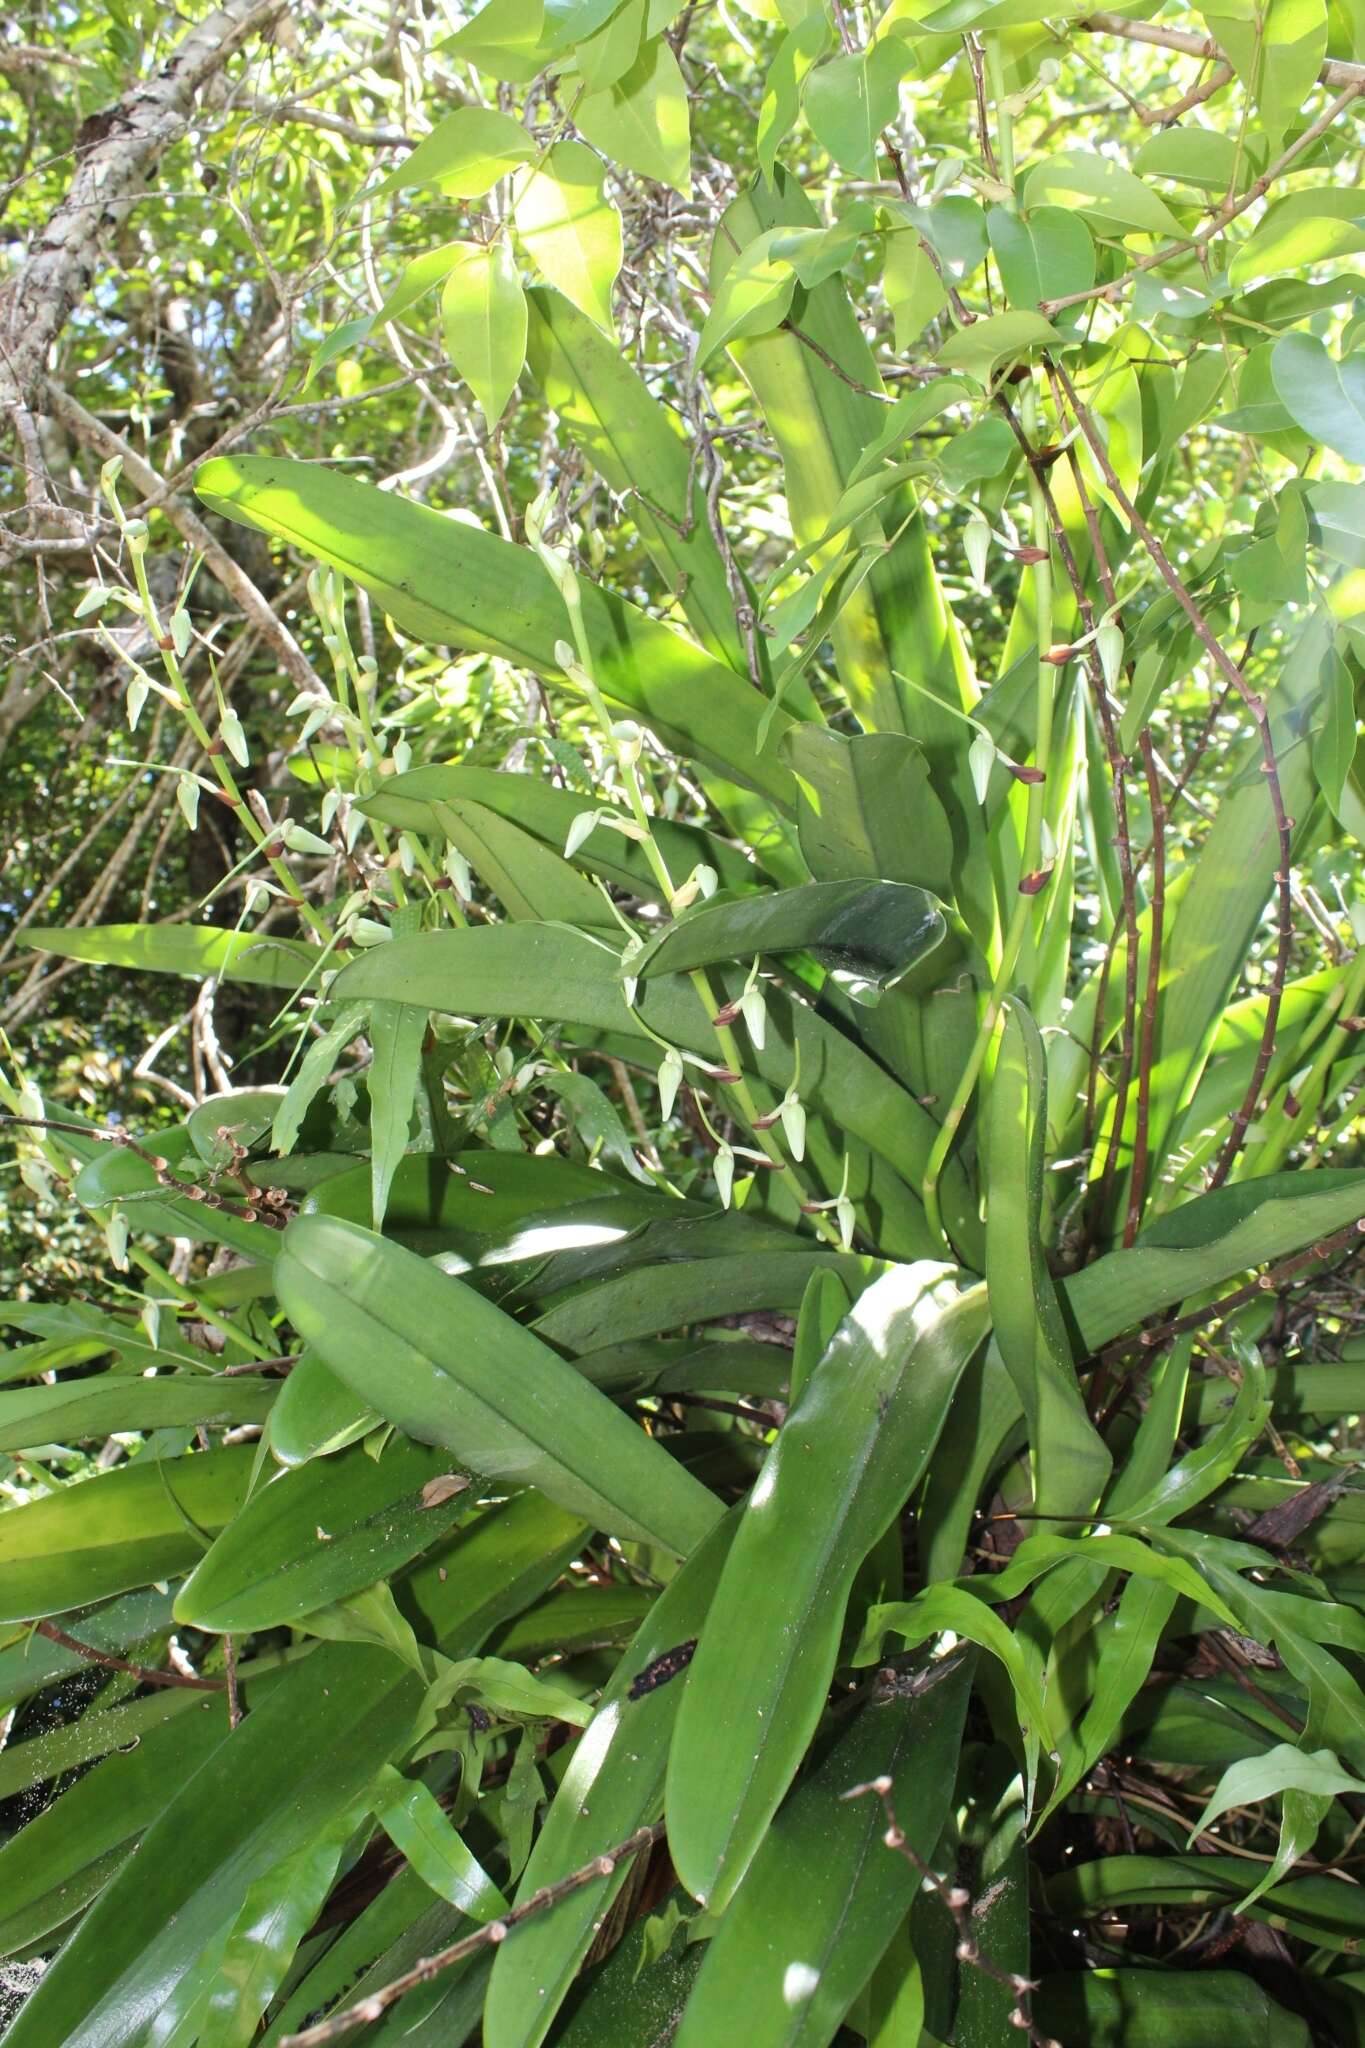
[2,0,1365,2042]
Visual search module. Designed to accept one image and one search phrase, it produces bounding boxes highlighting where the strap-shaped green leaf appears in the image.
[276,1213,723,1557]
[666,1263,989,1910]
[194,455,800,808]
[634,878,945,988]
[987,1001,1111,1518]
[1062,1166,1365,1353]
[526,287,756,677]
[483,1514,736,2048]
[0,1374,275,1458]
[174,1437,473,1633]
[361,762,763,901]
[22,921,319,989]
[0,1446,257,1622]
[2,1492,582,2048]
[331,923,982,1263]
[672,1660,972,2048]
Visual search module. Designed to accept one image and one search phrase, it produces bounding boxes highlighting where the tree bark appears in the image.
[0,0,286,415]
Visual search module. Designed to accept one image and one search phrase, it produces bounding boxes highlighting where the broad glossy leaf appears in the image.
[371,106,534,198]
[1062,1168,1365,1353]
[0,1687,231,1957]
[307,1147,677,1273]
[987,203,1094,310]
[987,1002,1110,1516]
[373,1764,510,1916]
[276,1213,723,1556]
[937,310,1062,386]
[1021,151,1182,234]
[1272,331,1365,466]
[577,38,691,194]
[483,1515,735,2048]
[487,1579,654,1659]
[513,143,622,332]
[197,1808,363,2048]
[804,42,907,179]
[673,1660,973,2048]
[440,239,527,429]
[2,1644,419,2048]
[174,1437,472,1632]
[1135,126,1242,192]
[635,878,946,990]
[1034,1969,1312,2047]
[667,1264,989,1909]
[195,456,800,807]
[883,231,948,349]
[1229,194,1365,288]
[1208,0,1328,143]
[531,1247,863,1352]
[268,1350,376,1464]
[186,1087,283,1166]
[758,12,831,182]
[0,1446,256,1621]
[549,1909,704,2047]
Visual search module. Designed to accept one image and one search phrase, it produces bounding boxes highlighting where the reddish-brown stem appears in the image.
[35,1618,224,1692]
[1049,358,1294,1194]
[1093,1217,1365,1378]
[1040,82,1365,316]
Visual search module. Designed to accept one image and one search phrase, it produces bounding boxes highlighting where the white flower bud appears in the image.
[740,986,767,1050]
[658,1047,684,1119]
[564,810,599,859]
[176,776,200,830]
[780,1096,806,1161]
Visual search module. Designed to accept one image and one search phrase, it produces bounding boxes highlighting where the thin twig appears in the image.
[843,1777,1049,2043]
[1049,358,1294,1192]
[34,1619,224,1692]
[279,1822,666,2046]
[1040,82,1365,316]
[1093,1217,1365,1373]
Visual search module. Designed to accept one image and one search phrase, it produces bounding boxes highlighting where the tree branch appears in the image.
[1079,11,1365,91]
[0,0,286,414]
[43,382,327,699]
